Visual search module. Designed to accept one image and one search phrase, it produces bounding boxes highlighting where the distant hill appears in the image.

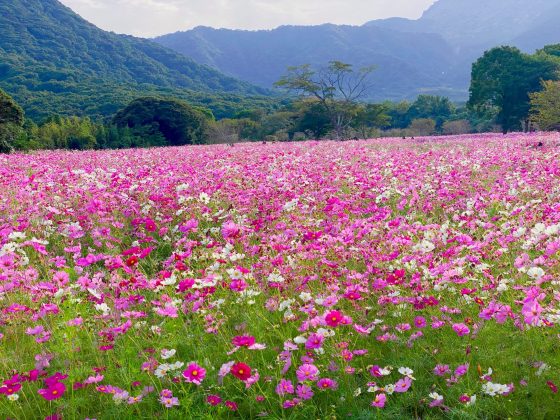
[510,4,560,52]
[155,0,560,102]
[379,0,560,49]
[0,0,271,120]
[156,24,462,101]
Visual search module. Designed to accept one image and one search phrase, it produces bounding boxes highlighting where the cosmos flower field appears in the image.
[1,133,560,419]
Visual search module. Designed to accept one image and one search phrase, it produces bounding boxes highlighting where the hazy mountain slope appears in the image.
[418,0,558,48]
[370,0,560,51]
[156,24,461,101]
[510,4,560,52]
[0,0,269,119]
[155,0,559,102]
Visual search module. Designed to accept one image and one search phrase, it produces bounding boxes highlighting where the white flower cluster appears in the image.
[481,382,510,396]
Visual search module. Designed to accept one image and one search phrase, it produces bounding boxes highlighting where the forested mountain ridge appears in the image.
[0,0,271,120]
[156,24,460,101]
[155,0,560,101]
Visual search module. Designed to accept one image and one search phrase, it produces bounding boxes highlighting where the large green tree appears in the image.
[468,46,559,133]
[352,103,391,139]
[407,95,455,130]
[530,80,560,131]
[0,88,24,153]
[292,99,332,139]
[113,97,211,147]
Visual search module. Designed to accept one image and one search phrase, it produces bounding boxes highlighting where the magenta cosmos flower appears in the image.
[325,310,344,327]
[232,335,256,347]
[452,323,470,337]
[305,333,324,349]
[230,362,252,381]
[182,363,206,385]
[316,378,338,390]
[207,394,222,406]
[38,381,66,400]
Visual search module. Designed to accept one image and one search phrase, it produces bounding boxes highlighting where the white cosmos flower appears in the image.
[161,349,176,360]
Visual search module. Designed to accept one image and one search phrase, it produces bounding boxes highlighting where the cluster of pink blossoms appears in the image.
[1,132,560,417]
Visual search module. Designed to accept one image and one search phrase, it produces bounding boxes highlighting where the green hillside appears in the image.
[0,0,272,120]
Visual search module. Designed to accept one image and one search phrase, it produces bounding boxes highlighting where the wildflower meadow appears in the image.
[1,133,560,419]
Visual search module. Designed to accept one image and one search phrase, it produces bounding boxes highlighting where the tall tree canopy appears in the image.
[530,80,560,131]
[407,95,455,130]
[468,46,559,133]
[0,88,24,153]
[112,97,211,147]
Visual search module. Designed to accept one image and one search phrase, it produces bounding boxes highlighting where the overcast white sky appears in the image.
[59,0,436,37]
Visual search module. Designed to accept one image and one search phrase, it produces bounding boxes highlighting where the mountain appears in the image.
[155,0,560,102]
[510,4,560,52]
[156,24,462,101]
[0,0,271,120]
[394,0,560,49]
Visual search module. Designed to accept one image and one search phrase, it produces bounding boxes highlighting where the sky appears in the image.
[59,0,436,38]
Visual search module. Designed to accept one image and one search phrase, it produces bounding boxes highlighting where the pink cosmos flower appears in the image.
[127,395,143,404]
[84,374,104,385]
[276,379,295,396]
[222,221,241,239]
[283,398,301,408]
[229,279,247,292]
[370,365,388,377]
[394,377,412,393]
[414,316,427,328]
[155,306,178,318]
[0,383,22,395]
[433,364,451,376]
[296,384,314,400]
[452,323,470,337]
[371,393,386,408]
[317,378,337,390]
[296,364,320,382]
[160,396,180,408]
[67,317,83,326]
[45,373,68,387]
[522,300,543,326]
[182,363,206,385]
[455,364,469,377]
[459,394,471,403]
[305,333,324,349]
[160,389,173,398]
[26,325,45,335]
[225,400,238,411]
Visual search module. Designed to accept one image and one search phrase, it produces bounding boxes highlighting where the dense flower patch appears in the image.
[1,133,560,418]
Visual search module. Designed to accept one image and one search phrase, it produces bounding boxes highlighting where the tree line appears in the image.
[2,43,560,152]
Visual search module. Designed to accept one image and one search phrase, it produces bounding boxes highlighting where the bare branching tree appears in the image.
[275,61,375,140]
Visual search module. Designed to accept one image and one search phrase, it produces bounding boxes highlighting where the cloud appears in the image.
[59,0,436,37]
